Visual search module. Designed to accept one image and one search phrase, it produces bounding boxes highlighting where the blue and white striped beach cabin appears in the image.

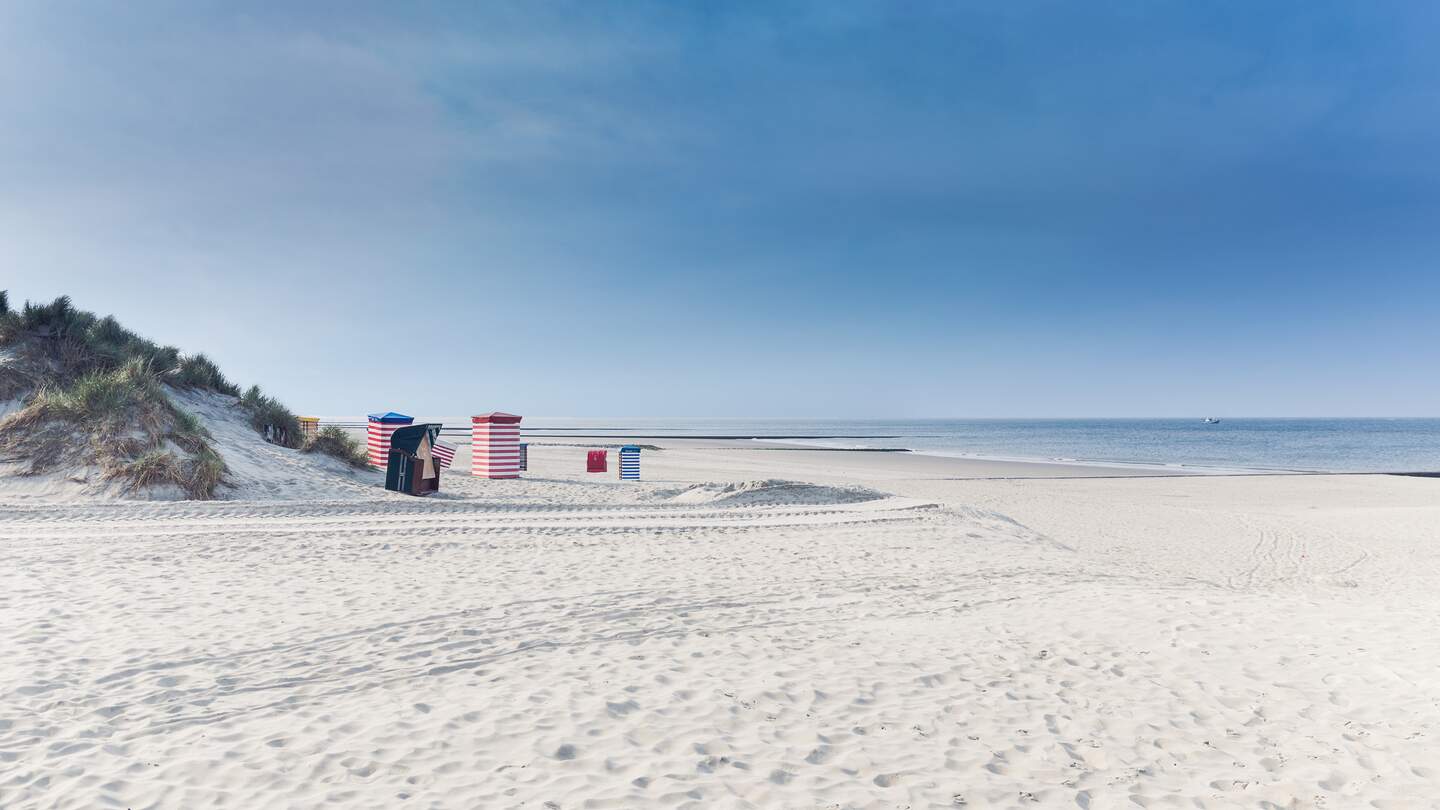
[619,445,641,480]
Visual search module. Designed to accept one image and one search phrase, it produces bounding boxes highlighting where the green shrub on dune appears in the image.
[17,359,167,430]
[239,385,304,449]
[174,353,241,397]
[303,425,370,469]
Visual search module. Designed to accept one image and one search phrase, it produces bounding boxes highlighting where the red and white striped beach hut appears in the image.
[431,438,457,469]
[367,412,414,469]
[471,412,523,479]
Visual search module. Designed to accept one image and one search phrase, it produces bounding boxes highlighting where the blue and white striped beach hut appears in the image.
[518,442,528,472]
[619,445,640,480]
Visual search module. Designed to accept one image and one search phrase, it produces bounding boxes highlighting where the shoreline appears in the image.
[533,436,1201,480]
[752,437,1313,475]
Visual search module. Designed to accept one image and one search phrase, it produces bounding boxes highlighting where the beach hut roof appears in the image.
[367,411,413,423]
[472,412,522,424]
[621,445,641,452]
[389,423,442,454]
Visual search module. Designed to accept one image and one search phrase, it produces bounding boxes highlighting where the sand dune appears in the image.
[2,444,1439,808]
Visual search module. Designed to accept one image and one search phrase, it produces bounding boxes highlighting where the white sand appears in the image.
[2,437,1439,808]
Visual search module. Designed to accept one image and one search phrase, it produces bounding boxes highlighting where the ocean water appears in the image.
[333,416,1440,473]
[510,417,1440,473]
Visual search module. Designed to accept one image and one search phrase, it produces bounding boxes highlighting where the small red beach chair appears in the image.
[586,450,608,473]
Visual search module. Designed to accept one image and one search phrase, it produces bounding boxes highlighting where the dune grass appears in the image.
[15,360,168,429]
[173,353,239,395]
[240,385,303,449]
[0,359,229,498]
[0,291,350,497]
[100,444,226,499]
[303,425,370,469]
[0,295,227,389]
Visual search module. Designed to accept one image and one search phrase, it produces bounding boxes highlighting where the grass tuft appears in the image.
[303,425,370,468]
[240,385,303,449]
[187,444,228,499]
[14,360,162,429]
[19,295,82,336]
[174,353,240,396]
[108,449,185,493]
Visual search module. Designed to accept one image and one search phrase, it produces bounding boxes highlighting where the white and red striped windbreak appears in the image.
[471,412,522,479]
[367,413,414,468]
[431,439,457,469]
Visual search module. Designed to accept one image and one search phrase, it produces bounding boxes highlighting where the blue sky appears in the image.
[2,1,1437,416]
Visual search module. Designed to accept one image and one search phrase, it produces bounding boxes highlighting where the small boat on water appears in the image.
[1203,418,1222,424]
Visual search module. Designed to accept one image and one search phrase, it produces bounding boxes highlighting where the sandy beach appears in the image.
[4,437,1438,809]
[6,0,1439,805]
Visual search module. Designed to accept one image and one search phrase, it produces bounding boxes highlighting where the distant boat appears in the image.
[1203,418,1222,424]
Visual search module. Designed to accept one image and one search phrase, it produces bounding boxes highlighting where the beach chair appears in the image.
[587,450,607,473]
[385,423,443,496]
